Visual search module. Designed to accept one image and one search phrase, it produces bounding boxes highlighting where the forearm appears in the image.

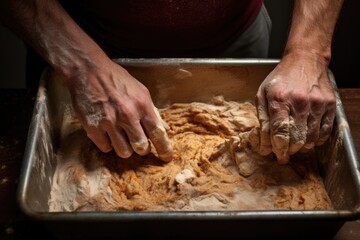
[0,0,107,84]
[284,0,344,64]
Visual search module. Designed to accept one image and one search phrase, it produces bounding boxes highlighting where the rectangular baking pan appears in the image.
[17,59,360,239]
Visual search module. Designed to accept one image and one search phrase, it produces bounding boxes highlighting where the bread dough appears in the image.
[49,97,332,212]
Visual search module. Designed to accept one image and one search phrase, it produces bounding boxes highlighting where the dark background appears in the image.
[0,0,359,88]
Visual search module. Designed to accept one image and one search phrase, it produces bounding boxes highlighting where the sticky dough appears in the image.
[49,97,332,212]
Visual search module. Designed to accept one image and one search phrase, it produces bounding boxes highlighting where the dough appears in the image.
[49,97,332,212]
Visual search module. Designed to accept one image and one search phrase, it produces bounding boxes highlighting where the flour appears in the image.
[49,131,112,211]
[49,97,332,212]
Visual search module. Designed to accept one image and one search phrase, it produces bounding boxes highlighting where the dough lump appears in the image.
[49,97,332,212]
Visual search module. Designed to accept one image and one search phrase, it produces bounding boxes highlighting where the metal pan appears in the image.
[17,59,360,239]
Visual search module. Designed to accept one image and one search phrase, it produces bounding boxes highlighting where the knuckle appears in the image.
[309,94,324,106]
[271,119,289,133]
[292,91,308,101]
[268,100,282,113]
[291,92,309,112]
[133,92,152,112]
[326,97,336,110]
[310,99,326,115]
[116,102,137,122]
[268,91,287,103]
[135,96,150,110]
[100,116,114,127]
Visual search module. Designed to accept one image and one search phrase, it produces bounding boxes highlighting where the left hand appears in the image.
[255,52,336,164]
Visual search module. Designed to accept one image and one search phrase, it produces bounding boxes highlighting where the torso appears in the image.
[60,0,263,57]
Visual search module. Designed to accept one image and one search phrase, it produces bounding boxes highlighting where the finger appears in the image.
[121,120,151,156]
[255,91,272,156]
[299,114,320,152]
[145,124,173,162]
[106,127,133,158]
[142,107,173,162]
[300,100,325,152]
[154,106,170,130]
[268,100,290,164]
[85,127,113,153]
[288,115,307,155]
[288,92,309,155]
[316,109,335,146]
[271,116,290,164]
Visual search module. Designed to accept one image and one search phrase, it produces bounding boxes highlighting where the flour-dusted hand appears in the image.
[0,0,172,161]
[0,0,173,162]
[256,53,336,164]
[67,58,173,162]
[254,0,343,164]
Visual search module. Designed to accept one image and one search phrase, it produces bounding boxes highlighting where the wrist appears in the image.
[54,49,110,87]
[283,44,331,66]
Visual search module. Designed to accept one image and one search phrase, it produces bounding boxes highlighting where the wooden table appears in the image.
[0,88,359,239]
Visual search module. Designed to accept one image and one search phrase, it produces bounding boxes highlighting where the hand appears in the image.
[65,57,173,162]
[255,52,336,164]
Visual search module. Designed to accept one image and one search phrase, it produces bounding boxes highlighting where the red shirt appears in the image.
[60,0,263,57]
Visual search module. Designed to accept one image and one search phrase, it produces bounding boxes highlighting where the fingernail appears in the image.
[132,139,151,156]
[117,148,133,159]
[101,146,113,153]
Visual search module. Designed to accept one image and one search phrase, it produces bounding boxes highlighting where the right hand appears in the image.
[255,52,336,164]
[64,57,173,162]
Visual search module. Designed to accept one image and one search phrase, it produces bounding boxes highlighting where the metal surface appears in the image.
[17,59,360,239]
